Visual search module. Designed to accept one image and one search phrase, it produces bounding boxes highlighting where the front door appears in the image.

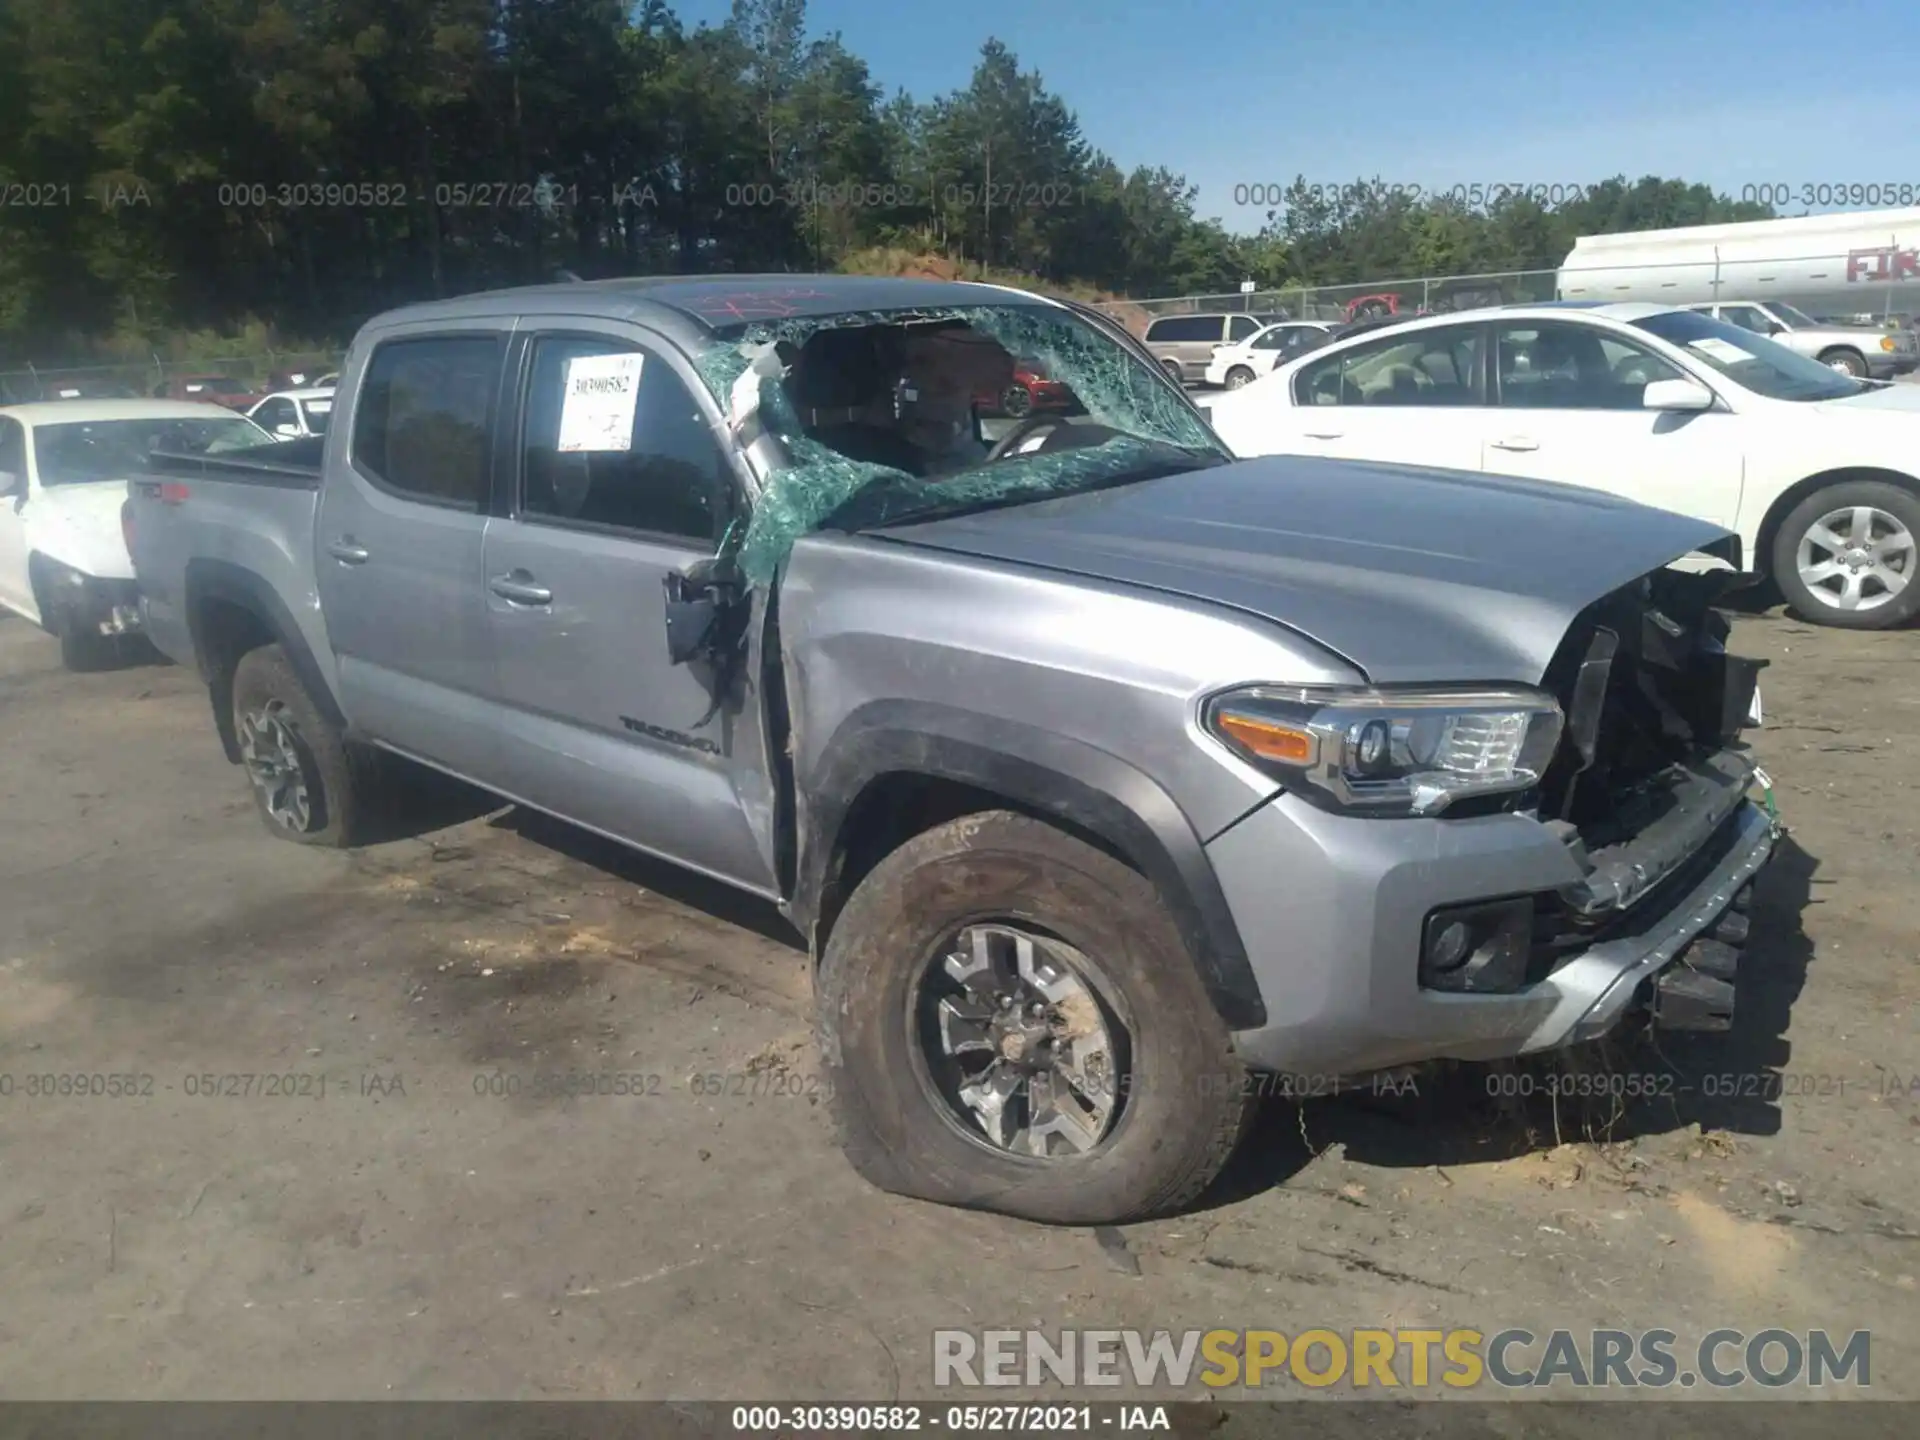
[480,327,778,895]
[313,324,507,778]
[0,417,33,619]
[1480,320,1746,533]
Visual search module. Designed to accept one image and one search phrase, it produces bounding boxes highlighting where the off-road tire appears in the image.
[230,643,370,847]
[1770,479,1920,630]
[814,809,1250,1225]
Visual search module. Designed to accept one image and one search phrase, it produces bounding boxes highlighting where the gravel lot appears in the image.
[0,601,1915,1409]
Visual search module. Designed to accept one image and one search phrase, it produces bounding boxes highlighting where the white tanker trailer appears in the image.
[1557,208,1920,322]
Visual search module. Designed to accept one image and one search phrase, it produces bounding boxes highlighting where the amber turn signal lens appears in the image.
[1215,710,1315,764]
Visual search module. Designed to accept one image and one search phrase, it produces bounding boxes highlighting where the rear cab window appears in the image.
[350,335,504,509]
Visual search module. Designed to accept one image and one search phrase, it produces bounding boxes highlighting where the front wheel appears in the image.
[230,644,370,845]
[1770,480,1920,628]
[1819,348,1867,377]
[815,810,1250,1225]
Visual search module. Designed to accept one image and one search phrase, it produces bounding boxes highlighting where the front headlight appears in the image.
[1204,684,1565,817]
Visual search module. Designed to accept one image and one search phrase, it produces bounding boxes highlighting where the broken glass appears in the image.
[690,303,1222,586]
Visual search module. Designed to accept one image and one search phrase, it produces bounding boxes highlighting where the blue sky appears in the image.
[677,0,1920,233]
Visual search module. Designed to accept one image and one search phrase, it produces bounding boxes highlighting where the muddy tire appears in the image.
[1770,479,1920,630]
[815,810,1250,1225]
[230,644,369,847]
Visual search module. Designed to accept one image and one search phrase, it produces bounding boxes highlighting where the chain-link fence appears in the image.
[1096,249,1920,333]
[1094,269,1563,331]
[0,352,341,406]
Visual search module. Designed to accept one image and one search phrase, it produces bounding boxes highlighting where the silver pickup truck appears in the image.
[124,275,1780,1225]
[1682,300,1919,378]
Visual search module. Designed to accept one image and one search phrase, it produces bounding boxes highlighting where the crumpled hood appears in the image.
[879,455,1730,685]
[25,481,135,580]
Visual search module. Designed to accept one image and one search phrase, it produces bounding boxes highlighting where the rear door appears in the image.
[314,322,508,779]
[1480,319,1745,530]
[479,323,778,895]
[1264,321,1491,469]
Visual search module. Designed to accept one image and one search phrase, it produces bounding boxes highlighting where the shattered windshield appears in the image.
[690,302,1227,584]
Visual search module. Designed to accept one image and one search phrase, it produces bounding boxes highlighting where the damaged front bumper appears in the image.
[1208,753,1779,1079]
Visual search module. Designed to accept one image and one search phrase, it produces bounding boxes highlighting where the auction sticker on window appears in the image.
[1687,337,1753,365]
[557,352,644,452]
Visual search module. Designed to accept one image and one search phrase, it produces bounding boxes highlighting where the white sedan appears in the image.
[246,387,336,440]
[1203,321,1336,390]
[1207,301,1920,629]
[0,399,272,668]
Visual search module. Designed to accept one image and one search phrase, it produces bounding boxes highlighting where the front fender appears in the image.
[796,699,1268,1030]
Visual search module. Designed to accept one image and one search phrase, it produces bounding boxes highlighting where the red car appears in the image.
[977,359,1074,418]
[151,374,264,411]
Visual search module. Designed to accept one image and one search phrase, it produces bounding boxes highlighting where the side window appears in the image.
[1720,306,1769,334]
[257,398,297,432]
[1251,327,1287,350]
[1294,326,1485,407]
[352,336,501,508]
[1227,315,1260,342]
[1146,316,1212,343]
[1496,323,1682,410]
[519,335,729,544]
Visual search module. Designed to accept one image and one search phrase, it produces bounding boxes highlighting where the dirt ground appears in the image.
[0,600,1915,1409]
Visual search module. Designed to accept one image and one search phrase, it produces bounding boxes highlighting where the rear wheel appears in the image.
[1225,365,1257,390]
[230,644,370,846]
[1160,359,1184,384]
[1770,480,1920,629]
[815,810,1249,1225]
[1000,383,1034,418]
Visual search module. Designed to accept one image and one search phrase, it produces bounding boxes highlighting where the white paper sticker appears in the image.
[1687,337,1753,365]
[557,352,645,452]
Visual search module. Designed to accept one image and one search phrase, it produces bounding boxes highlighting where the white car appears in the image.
[1208,301,1920,629]
[0,400,273,668]
[1203,321,1336,390]
[246,387,336,441]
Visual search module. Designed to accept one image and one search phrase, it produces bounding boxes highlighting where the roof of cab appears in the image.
[371,274,1054,341]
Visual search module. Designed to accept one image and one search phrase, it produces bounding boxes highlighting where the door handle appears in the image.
[489,572,553,606]
[1490,436,1539,452]
[326,537,370,564]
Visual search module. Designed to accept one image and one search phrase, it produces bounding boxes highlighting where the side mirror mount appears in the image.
[663,550,746,667]
[1643,377,1716,413]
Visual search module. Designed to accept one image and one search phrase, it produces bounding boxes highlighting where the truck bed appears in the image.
[126,440,330,676]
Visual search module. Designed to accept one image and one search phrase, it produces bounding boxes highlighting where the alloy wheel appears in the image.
[237,700,316,832]
[912,923,1128,1159]
[1795,503,1914,613]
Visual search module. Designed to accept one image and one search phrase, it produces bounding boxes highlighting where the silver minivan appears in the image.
[1144,312,1269,383]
